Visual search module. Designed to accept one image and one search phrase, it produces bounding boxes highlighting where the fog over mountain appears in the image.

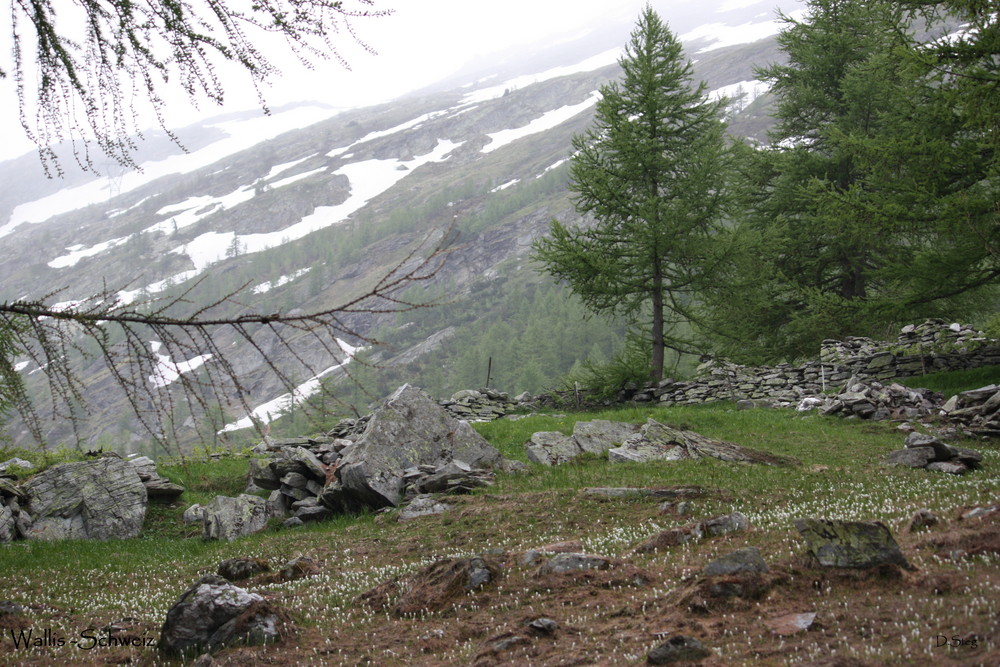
[0,0,802,452]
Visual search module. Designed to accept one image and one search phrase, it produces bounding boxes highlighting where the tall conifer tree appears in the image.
[533,6,730,381]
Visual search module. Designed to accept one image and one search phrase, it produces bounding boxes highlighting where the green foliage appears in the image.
[702,0,1000,364]
[564,331,655,400]
[907,365,1000,399]
[534,7,732,381]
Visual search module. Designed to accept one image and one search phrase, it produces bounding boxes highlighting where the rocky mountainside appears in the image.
[0,4,792,452]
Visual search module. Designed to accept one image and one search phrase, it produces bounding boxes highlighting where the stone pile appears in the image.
[940,384,1000,436]
[200,385,505,535]
[439,388,521,422]
[804,378,943,421]
[885,432,983,475]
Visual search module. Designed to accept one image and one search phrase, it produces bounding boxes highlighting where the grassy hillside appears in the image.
[1,368,999,665]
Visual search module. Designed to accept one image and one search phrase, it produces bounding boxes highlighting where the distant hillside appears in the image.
[0,22,787,453]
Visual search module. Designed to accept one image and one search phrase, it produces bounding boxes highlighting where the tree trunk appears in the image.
[650,266,665,382]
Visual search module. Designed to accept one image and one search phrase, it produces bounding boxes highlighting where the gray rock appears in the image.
[794,518,912,569]
[702,547,768,577]
[886,447,937,468]
[247,459,280,491]
[539,553,612,574]
[144,478,186,500]
[286,447,326,482]
[182,504,206,524]
[399,494,453,521]
[22,457,147,540]
[571,420,641,455]
[158,575,288,656]
[0,457,33,474]
[609,419,792,466]
[525,431,580,466]
[0,506,15,542]
[202,495,269,541]
[647,635,712,664]
[282,517,305,528]
[321,385,501,511]
[926,461,969,475]
[527,617,559,634]
[702,512,749,537]
[127,456,158,481]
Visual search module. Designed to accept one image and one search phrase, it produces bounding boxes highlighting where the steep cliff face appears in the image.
[0,22,783,450]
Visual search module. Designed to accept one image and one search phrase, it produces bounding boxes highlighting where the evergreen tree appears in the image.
[533,6,731,382]
[703,0,998,362]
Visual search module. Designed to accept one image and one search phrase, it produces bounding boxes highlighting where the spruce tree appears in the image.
[533,6,730,382]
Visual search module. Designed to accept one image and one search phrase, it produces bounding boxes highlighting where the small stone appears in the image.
[702,547,768,577]
[926,461,969,475]
[540,553,612,574]
[282,517,305,528]
[907,509,938,532]
[702,512,749,537]
[764,612,816,636]
[647,635,712,664]
[527,617,559,635]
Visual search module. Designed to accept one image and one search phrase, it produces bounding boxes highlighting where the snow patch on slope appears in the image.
[220,339,363,432]
[482,92,600,154]
[1,105,338,238]
[148,341,213,389]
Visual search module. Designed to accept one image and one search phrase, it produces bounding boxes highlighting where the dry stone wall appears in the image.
[630,320,1000,407]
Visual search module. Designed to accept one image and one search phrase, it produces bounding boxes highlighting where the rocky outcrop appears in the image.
[319,384,502,512]
[159,575,291,656]
[609,419,794,466]
[202,494,270,541]
[21,457,147,540]
[526,420,640,465]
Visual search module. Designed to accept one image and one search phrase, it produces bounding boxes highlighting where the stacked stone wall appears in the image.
[629,320,1000,407]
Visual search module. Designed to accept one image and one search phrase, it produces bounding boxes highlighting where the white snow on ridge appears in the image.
[462,48,621,105]
[538,159,568,178]
[173,139,462,273]
[252,268,312,295]
[482,92,600,154]
[681,10,805,53]
[219,339,363,432]
[1,105,339,238]
[48,236,130,269]
[148,341,213,388]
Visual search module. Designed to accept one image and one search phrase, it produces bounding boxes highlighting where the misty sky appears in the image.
[0,0,802,162]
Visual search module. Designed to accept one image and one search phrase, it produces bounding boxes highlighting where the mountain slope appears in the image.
[0,14,789,452]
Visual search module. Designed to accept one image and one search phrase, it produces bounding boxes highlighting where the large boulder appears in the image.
[794,518,912,570]
[202,494,270,541]
[159,575,290,656]
[22,457,147,540]
[320,385,502,511]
